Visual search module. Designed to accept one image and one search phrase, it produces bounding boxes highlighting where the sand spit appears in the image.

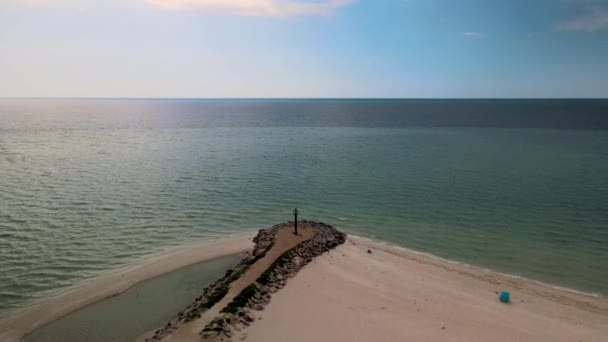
[0,234,254,342]
[245,236,608,341]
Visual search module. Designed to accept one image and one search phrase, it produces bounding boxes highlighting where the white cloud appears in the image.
[463,31,482,37]
[147,0,354,16]
[555,7,608,31]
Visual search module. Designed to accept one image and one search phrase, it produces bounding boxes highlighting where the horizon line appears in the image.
[1,97,607,100]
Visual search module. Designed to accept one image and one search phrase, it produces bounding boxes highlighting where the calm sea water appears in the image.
[1,99,607,318]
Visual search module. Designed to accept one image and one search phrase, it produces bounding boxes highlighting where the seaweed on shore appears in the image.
[220,284,258,314]
[227,241,275,284]
[252,241,275,264]
[256,249,293,285]
[202,285,229,309]
[183,283,229,322]
[211,245,299,318]
[182,240,275,323]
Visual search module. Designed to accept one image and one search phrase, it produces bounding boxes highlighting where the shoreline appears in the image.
[0,233,255,342]
[245,236,608,341]
[351,235,605,300]
[348,236,607,312]
[2,231,607,341]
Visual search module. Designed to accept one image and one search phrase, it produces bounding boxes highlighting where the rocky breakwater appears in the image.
[201,222,346,341]
[144,225,279,341]
[144,221,345,342]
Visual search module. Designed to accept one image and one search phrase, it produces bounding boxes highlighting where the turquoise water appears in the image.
[24,255,241,342]
[1,99,607,318]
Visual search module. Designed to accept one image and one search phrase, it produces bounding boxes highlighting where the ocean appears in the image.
[1,99,607,318]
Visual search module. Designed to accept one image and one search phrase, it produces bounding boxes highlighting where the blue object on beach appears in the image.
[499,291,510,303]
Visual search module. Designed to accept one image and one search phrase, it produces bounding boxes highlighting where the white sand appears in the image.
[5,233,607,342]
[245,236,608,342]
[0,234,254,342]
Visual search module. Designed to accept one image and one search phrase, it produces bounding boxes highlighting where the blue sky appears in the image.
[1,0,607,98]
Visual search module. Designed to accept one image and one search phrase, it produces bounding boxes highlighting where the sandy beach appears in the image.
[0,234,254,342]
[244,236,608,342]
[4,229,608,342]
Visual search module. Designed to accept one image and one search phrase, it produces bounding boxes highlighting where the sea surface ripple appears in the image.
[1,99,607,317]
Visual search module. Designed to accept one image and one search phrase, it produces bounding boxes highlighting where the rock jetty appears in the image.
[145,221,346,342]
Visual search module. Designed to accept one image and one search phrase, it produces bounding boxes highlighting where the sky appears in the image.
[0,0,607,98]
